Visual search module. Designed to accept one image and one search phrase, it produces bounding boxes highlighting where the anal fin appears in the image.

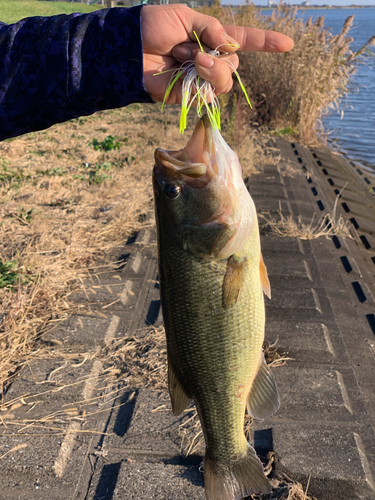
[168,354,191,415]
[247,354,280,420]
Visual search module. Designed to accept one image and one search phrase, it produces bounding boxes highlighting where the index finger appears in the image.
[224,25,294,53]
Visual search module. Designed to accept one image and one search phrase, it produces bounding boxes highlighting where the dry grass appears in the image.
[200,5,375,145]
[0,104,186,397]
[0,103,275,397]
[259,196,350,240]
[260,471,317,500]
[98,325,168,391]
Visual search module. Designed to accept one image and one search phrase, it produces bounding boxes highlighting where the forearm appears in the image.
[0,6,153,141]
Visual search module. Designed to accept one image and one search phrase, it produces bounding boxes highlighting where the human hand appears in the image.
[141,5,294,104]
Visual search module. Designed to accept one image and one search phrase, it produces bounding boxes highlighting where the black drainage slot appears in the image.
[311,187,318,196]
[291,143,295,148]
[342,202,350,213]
[328,178,335,186]
[325,217,332,229]
[307,176,313,184]
[366,314,375,335]
[334,189,341,197]
[254,428,274,456]
[340,256,353,273]
[312,152,317,158]
[294,149,299,155]
[364,177,371,185]
[372,256,375,266]
[332,235,341,249]
[352,282,367,303]
[302,165,307,172]
[317,200,325,211]
[298,157,303,163]
[317,160,322,166]
[146,300,161,325]
[350,217,359,229]
[350,161,356,167]
[360,235,371,250]
[356,168,363,175]
[94,463,122,500]
[322,168,328,175]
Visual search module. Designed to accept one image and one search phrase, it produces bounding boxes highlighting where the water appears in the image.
[300,8,375,171]
[263,8,375,171]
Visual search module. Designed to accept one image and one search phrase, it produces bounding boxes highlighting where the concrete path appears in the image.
[0,138,375,500]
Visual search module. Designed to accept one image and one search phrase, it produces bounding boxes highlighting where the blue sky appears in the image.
[223,0,375,5]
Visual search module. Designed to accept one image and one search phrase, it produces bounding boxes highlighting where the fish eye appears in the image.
[164,184,181,199]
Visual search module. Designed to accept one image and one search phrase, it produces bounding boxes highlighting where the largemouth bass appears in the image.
[153,115,279,500]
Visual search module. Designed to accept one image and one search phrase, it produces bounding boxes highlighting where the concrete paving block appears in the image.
[271,424,374,493]
[273,368,353,417]
[46,315,110,349]
[260,234,305,256]
[266,322,336,358]
[105,390,189,457]
[87,461,204,500]
[254,198,291,214]
[267,281,322,312]
[265,256,312,280]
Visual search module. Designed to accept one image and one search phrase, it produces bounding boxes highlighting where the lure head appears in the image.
[153,115,257,259]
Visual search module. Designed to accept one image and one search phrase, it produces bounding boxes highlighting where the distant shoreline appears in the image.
[257,5,375,9]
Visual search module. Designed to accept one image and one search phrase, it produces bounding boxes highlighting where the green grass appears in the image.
[0,0,105,25]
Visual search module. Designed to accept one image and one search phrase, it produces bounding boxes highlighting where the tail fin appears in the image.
[204,443,271,500]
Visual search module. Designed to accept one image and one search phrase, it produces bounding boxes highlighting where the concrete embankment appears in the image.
[0,138,374,500]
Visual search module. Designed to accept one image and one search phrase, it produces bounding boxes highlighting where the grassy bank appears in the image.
[0,0,104,24]
[203,5,375,144]
[0,104,177,395]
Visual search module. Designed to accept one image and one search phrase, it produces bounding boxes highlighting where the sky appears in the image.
[222,0,375,5]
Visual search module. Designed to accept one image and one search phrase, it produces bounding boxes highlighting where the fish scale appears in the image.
[159,221,264,460]
[153,115,279,500]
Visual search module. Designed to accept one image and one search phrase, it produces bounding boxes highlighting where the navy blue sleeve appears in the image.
[0,6,154,140]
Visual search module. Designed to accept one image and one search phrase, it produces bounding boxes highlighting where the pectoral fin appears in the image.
[260,254,271,299]
[168,354,191,415]
[222,255,247,309]
[247,354,279,420]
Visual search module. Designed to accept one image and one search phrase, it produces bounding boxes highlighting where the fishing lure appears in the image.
[154,32,252,134]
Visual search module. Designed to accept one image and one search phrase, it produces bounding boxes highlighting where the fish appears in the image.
[152,114,279,500]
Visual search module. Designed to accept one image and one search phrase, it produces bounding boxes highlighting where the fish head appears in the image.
[153,115,257,259]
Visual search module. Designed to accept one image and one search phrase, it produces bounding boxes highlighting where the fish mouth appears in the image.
[153,115,255,259]
[154,115,217,181]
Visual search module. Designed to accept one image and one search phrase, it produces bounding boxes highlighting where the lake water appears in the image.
[265,8,375,171]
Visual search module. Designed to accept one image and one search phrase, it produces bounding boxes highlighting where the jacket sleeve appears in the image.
[0,6,154,140]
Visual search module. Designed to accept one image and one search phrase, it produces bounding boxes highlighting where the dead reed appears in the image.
[201,4,375,145]
[259,192,350,239]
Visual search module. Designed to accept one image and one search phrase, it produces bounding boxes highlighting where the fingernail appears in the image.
[173,45,191,61]
[196,52,214,69]
[225,35,240,49]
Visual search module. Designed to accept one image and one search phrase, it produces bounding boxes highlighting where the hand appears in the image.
[141,5,293,104]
